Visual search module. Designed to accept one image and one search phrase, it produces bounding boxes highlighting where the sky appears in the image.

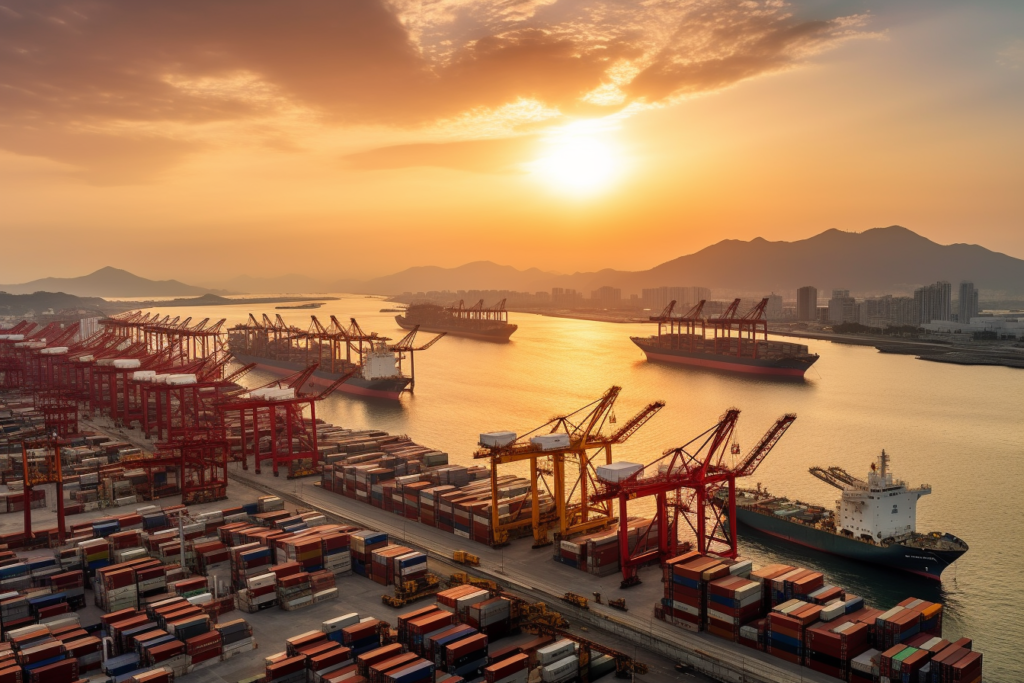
[0,0,1021,285]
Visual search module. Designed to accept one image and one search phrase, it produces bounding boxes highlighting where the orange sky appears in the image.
[1,0,1021,284]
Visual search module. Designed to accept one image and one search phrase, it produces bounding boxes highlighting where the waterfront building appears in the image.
[828,290,858,324]
[796,286,818,321]
[958,281,979,324]
[914,281,952,323]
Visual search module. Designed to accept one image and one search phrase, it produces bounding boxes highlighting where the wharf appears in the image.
[228,464,838,683]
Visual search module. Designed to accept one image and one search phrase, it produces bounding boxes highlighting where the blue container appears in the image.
[0,563,28,578]
[242,503,259,515]
[392,660,434,683]
[768,631,800,648]
[27,557,56,571]
[672,574,699,589]
[25,654,66,671]
[29,591,66,610]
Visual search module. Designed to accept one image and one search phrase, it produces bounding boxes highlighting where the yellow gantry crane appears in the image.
[474,386,664,547]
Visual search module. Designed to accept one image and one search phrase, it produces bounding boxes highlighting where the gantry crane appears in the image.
[474,386,664,547]
[21,436,66,546]
[591,409,796,586]
[388,325,445,390]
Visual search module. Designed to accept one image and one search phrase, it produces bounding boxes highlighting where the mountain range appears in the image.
[3,227,1022,299]
[0,266,226,298]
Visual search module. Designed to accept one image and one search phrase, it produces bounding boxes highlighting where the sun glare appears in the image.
[529,123,621,195]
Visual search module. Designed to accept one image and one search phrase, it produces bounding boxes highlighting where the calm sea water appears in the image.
[146,294,1023,679]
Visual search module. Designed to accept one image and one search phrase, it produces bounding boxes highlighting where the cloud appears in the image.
[343,136,541,173]
[0,0,868,181]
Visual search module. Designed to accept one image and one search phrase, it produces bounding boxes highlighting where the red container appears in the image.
[484,653,528,683]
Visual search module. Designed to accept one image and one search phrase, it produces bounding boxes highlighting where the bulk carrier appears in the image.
[228,314,442,400]
[396,299,517,342]
[718,452,968,580]
[631,298,819,377]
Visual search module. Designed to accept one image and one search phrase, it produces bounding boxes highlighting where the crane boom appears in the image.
[810,466,865,490]
[603,401,666,444]
[734,413,796,477]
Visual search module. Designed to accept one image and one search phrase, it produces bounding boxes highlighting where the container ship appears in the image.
[718,452,968,580]
[228,314,439,400]
[631,298,819,378]
[396,299,517,342]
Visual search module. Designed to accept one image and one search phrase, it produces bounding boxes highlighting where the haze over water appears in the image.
[150,294,1023,679]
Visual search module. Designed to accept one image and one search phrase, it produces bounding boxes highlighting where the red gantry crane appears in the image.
[591,409,796,587]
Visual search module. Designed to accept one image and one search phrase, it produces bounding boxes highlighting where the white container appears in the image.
[530,434,570,451]
[541,655,578,683]
[479,432,516,448]
[112,358,142,369]
[537,640,576,666]
[41,347,68,355]
[322,613,359,633]
[596,462,643,482]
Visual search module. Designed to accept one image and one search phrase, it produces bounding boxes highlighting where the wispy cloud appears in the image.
[0,0,869,181]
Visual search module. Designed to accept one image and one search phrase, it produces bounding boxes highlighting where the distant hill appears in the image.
[340,261,557,295]
[0,266,224,298]
[0,291,113,317]
[199,273,330,295]
[341,227,1024,298]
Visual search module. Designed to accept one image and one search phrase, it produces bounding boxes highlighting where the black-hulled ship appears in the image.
[396,299,517,342]
[631,298,819,378]
[718,452,967,580]
[228,314,442,400]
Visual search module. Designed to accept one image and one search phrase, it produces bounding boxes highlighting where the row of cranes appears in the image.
[0,312,366,547]
[228,314,444,389]
[475,386,796,588]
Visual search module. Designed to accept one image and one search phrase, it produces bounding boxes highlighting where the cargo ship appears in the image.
[717,452,968,580]
[396,299,517,342]
[631,298,819,377]
[228,315,429,400]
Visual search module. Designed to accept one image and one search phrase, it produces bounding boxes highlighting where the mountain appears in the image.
[340,261,557,295]
[199,273,330,294]
[0,266,225,298]
[340,227,1024,298]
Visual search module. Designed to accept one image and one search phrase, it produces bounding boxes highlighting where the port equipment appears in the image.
[21,436,66,546]
[608,598,627,611]
[388,325,445,390]
[452,550,480,566]
[561,592,589,610]
[447,299,512,325]
[475,386,665,548]
[218,364,357,476]
[382,573,443,607]
[591,409,796,587]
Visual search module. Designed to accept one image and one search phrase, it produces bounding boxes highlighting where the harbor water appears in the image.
[141,293,1023,679]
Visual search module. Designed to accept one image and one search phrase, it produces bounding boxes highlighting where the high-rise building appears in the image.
[914,281,952,323]
[766,294,784,321]
[828,290,858,324]
[551,288,583,309]
[796,286,817,321]
[591,286,622,307]
[958,281,979,324]
[640,286,710,313]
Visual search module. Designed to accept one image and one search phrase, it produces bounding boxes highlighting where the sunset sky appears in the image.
[1,0,1021,284]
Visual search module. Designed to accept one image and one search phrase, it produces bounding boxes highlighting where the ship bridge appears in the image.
[810,451,931,542]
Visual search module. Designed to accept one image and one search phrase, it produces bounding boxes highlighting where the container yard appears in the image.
[0,313,989,683]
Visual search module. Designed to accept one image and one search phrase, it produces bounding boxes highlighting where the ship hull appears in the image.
[733,507,965,580]
[631,339,816,377]
[395,315,516,342]
[231,353,410,400]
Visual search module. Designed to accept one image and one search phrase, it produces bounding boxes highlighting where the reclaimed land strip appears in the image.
[227,465,836,683]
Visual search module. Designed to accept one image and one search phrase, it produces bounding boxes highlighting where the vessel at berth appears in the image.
[716,451,968,580]
[631,298,819,377]
[396,299,517,342]
[229,313,443,400]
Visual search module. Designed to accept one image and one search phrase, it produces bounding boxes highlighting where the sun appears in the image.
[528,123,621,195]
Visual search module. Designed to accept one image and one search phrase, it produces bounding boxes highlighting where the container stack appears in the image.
[406,611,456,656]
[216,618,257,660]
[277,572,313,611]
[803,619,871,679]
[705,575,763,641]
[466,596,512,640]
[370,545,412,586]
[351,531,389,577]
[765,600,823,664]
[342,618,384,656]
[443,632,488,678]
[238,572,277,612]
[536,640,578,683]
[657,552,716,631]
[426,624,477,666]
[484,652,529,683]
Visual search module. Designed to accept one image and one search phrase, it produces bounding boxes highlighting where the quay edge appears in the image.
[227,465,839,683]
